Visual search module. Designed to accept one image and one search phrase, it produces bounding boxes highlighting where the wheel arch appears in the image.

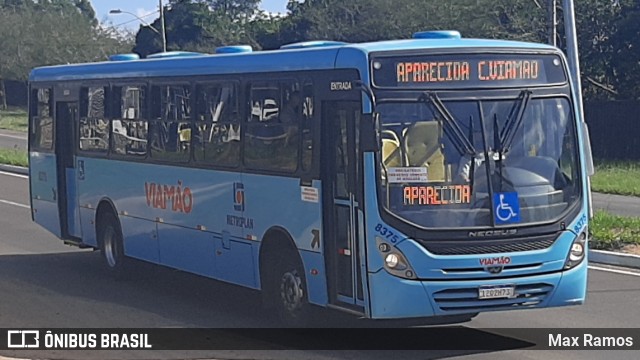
[258,226,304,290]
[95,197,119,247]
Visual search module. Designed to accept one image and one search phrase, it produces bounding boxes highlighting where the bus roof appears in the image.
[29,37,559,82]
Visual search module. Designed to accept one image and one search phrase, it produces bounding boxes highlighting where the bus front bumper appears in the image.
[367,259,587,319]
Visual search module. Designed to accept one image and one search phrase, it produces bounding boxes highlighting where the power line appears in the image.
[112,9,160,28]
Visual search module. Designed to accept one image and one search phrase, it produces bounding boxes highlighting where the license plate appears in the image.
[478,285,516,299]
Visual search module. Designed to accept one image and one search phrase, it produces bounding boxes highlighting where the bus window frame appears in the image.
[244,78,302,174]
[191,80,242,169]
[108,82,150,160]
[29,70,355,183]
[78,83,111,156]
[29,85,55,153]
[147,81,194,164]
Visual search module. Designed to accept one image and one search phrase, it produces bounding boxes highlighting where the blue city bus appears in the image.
[28,30,593,324]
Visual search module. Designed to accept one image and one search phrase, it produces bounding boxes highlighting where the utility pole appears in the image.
[562,0,583,114]
[547,0,557,47]
[159,0,167,53]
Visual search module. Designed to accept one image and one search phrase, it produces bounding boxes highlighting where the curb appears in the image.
[0,164,28,176]
[589,249,640,269]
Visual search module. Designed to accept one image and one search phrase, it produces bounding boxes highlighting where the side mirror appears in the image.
[579,122,595,176]
[361,112,380,152]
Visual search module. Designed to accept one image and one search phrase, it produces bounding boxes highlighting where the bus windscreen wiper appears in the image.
[498,90,532,153]
[420,92,475,156]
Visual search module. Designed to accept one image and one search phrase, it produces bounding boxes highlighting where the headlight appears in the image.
[564,231,587,269]
[377,236,417,279]
[385,253,401,268]
[569,242,585,262]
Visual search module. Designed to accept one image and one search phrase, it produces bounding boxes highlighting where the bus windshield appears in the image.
[378,94,581,229]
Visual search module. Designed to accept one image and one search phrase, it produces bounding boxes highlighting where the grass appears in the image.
[590,210,640,250]
[588,161,640,251]
[0,107,28,132]
[0,148,27,167]
[591,160,640,197]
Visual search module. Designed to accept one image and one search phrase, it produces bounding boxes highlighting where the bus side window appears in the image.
[30,88,54,151]
[79,86,109,153]
[111,85,148,157]
[149,84,191,163]
[244,80,299,172]
[193,82,239,167]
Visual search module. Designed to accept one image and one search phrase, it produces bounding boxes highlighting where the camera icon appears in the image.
[7,330,40,348]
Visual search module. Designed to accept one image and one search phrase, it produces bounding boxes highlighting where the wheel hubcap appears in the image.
[103,227,118,268]
[280,270,303,313]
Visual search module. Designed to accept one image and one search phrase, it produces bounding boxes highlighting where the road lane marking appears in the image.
[0,170,28,179]
[0,199,29,209]
[0,133,27,140]
[589,265,640,277]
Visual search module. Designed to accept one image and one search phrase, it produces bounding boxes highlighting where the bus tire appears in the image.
[270,253,309,326]
[98,212,127,276]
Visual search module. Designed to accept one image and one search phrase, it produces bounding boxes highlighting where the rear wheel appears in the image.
[98,213,127,276]
[267,254,309,326]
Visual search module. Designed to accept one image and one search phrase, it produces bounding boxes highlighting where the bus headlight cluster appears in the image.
[377,237,417,279]
[564,231,587,269]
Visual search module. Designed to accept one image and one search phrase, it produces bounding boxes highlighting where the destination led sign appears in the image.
[372,54,567,89]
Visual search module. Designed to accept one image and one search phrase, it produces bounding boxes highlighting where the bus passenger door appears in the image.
[55,100,82,239]
[322,101,365,312]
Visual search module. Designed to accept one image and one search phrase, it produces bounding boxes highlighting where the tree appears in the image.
[0,0,133,108]
[133,0,262,57]
[604,1,640,99]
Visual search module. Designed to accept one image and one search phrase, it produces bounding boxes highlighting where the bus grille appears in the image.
[420,234,557,255]
[432,283,554,312]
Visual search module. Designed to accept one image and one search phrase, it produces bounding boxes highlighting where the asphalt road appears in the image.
[0,129,27,151]
[592,192,640,218]
[0,171,639,360]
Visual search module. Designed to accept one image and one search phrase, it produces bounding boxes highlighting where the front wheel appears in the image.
[98,213,128,276]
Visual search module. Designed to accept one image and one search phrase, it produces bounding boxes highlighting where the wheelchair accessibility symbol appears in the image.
[493,192,520,224]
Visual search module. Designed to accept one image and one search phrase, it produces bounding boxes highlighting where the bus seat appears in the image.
[382,138,402,167]
[404,121,445,181]
[381,130,404,167]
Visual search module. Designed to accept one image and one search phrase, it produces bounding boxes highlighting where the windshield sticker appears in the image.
[493,192,521,224]
[388,167,428,183]
[403,185,471,205]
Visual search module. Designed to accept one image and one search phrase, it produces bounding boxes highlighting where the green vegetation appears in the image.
[589,161,640,253]
[0,108,28,132]
[591,160,640,197]
[590,210,640,250]
[0,148,28,167]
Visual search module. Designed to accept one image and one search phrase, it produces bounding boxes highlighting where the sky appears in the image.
[90,0,289,31]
